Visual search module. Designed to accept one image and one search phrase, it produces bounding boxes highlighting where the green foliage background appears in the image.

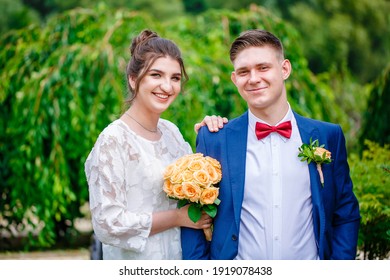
[1,5,389,258]
[360,66,390,148]
[350,141,390,260]
[3,0,389,84]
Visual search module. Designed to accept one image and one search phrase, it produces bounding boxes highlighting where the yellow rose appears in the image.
[182,170,194,182]
[190,153,204,160]
[182,182,202,203]
[173,184,186,200]
[206,163,222,184]
[170,168,183,184]
[205,156,221,170]
[200,187,219,205]
[193,169,211,188]
[163,180,175,197]
[188,159,205,172]
[175,155,192,169]
[163,164,175,179]
[314,147,331,160]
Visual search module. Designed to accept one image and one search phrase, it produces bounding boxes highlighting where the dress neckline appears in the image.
[117,119,163,143]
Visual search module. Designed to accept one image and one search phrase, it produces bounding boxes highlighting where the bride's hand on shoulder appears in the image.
[194,115,228,134]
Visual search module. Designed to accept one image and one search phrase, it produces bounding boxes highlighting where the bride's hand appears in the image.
[178,205,212,229]
[194,115,228,134]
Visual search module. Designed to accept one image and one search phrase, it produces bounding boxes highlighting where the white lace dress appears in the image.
[85,118,192,260]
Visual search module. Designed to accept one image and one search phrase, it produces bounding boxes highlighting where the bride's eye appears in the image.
[150,73,161,78]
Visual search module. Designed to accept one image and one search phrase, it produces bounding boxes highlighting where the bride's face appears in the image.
[130,56,182,114]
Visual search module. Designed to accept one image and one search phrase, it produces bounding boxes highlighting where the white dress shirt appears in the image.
[235,106,318,259]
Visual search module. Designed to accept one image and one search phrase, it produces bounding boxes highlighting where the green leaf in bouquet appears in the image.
[188,203,202,223]
[177,199,188,209]
[203,204,217,218]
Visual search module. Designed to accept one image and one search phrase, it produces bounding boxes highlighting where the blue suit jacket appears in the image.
[181,111,361,260]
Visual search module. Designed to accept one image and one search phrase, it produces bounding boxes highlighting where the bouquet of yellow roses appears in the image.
[163,153,222,241]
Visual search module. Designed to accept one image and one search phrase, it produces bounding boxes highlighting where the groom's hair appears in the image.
[229,29,285,62]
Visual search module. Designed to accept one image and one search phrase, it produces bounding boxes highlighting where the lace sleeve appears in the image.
[85,131,152,253]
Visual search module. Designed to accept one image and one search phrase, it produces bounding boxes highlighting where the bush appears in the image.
[359,65,390,149]
[350,140,390,259]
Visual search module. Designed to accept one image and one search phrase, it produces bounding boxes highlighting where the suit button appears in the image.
[232,235,237,241]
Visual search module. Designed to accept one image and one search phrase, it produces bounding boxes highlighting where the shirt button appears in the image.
[274,236,279,240]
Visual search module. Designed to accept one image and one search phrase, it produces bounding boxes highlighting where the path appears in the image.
[0,248,90,260]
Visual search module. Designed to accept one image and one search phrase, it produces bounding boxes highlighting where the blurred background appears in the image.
[0,0,389,259]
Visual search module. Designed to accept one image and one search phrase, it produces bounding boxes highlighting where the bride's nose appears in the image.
[160,79,173,93]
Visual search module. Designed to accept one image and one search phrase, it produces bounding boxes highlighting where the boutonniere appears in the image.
[298,138,332,187]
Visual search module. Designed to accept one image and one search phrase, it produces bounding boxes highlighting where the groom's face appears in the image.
[230,45,291,115]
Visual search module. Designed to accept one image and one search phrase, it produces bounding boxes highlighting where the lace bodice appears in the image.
[85,119,192,259]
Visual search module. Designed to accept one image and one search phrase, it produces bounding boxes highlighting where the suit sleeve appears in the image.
[330,126,361,259]
[181,127,211,259]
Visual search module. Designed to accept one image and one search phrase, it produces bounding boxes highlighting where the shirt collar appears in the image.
[248,103,293,127]
[248,103,293,142]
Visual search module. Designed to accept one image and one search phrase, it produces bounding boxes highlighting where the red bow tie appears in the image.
[255,121,292,140]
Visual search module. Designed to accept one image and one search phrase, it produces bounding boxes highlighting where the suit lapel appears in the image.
[294,112,325,258]
[226,112,248,228]
[294,112,323,193]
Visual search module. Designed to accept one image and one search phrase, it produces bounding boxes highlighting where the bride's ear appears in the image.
[128,75,136,90]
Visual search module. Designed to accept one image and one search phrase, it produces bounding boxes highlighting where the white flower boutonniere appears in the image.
[298,139,332,187]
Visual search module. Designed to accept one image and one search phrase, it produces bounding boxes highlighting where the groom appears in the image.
[181,29,360,260]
